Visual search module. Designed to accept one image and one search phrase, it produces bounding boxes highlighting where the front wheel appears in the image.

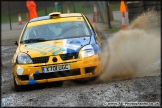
[13,77,23,92]
[72,76,99,84]
[51,81,64,87]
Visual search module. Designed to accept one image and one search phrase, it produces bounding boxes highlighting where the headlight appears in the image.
[80,45,95,58]
[17,52,33,64]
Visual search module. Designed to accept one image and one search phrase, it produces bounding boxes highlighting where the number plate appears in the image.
[42,64,70,73]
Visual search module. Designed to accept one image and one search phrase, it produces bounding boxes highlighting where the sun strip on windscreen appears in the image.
[27,17,84,27]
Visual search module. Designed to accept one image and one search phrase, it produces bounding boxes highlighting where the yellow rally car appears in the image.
[12,12,102,92]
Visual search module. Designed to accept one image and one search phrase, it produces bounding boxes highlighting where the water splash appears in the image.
[98,10,161,82]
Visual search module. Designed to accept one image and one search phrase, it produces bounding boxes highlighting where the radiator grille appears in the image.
[60,52,78,60]
[32,56,49,64]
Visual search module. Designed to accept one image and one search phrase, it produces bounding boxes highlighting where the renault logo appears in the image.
[53,57,57,62]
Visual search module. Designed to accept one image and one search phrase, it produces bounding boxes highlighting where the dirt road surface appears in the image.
[1,31,161,107]
[1,12,161,107]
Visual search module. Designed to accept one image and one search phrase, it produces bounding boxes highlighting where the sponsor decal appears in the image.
[63,44,80,50]
[27,78,38,85]
[35,70,40,75]
[26,43,65,55]
[24,37,90,55]
[53,48,65,55]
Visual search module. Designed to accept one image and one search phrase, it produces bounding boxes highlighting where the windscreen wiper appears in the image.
[20,38,47,43]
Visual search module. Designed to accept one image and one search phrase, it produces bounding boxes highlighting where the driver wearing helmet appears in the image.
[36,25,57,39]
[36,26,46,38]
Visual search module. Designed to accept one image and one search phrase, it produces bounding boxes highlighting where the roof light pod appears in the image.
[49,12,61,18]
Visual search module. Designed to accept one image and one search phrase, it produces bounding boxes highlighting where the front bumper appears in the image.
[13,54,101,85]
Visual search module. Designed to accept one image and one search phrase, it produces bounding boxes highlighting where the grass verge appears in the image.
[111,4,120,11]
[104,27,121,33]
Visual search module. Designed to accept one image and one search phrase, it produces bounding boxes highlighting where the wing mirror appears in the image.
[14,41,18,46]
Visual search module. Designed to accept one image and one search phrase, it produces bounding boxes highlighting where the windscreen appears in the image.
[21,21,91,41]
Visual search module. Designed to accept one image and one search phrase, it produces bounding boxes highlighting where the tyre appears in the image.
[52,81,63,87]
[13,77,23,92]
[129,19,134,24]
[144,5,156,11]
[156,5,161,11]
[143,1,156,5]
[72,76,98,84]
[128,15,137,21]
[127,1,144,8]
[128,7,144,14]
[156,1,161,5]
[128,12,143,21]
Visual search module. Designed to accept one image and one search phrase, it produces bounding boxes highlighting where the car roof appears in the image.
[29,13,83,22]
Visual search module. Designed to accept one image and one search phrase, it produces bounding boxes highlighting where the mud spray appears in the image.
[98,10,161,83]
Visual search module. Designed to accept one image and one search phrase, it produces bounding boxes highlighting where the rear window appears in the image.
[21,21,91,41]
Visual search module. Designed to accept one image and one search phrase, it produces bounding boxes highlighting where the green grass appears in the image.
[110,3,120,11]
[49,2,93,14]
[37,2,93,16]
[104,27,121,33]
[2,13,26,23]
